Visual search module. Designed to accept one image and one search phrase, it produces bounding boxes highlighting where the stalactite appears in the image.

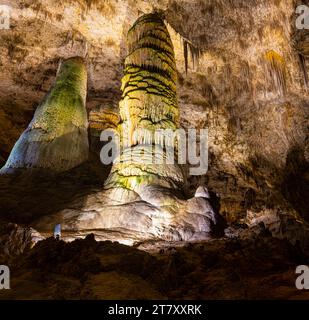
[182,38,202,74]
[183,39,188,74]
[164,18,202,74]
[264,50,286,96]
[298,53,308,90]
[189,42,201,69]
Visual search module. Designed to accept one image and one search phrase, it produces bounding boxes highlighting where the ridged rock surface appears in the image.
[105,14,183,191]
[1,231,309,300]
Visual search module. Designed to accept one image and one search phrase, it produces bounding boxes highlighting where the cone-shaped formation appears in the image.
[105,13,184,191]
[0,57,89,174]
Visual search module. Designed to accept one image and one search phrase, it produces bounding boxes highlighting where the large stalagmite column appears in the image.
[0,57,89,174]
[105,13,184,192]
[33,16,222,243]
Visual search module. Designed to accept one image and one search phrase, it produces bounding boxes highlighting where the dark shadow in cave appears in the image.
[208,191,227,237]
[0,153,111,226]
[281,145,309,223]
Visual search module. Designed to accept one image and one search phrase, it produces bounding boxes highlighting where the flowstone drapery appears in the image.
[105,13,184,192]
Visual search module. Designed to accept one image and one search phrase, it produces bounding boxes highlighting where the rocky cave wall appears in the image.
[0,0,308,227]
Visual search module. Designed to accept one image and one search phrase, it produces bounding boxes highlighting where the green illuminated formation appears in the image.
[0,57,89,173]
[105,13,184,191]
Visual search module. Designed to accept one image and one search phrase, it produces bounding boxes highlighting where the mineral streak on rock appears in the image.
[0,57,89,174]
[105,13,184,191]
[264,50,286,96]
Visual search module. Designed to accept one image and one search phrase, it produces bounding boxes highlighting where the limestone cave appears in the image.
[0,0,308,301]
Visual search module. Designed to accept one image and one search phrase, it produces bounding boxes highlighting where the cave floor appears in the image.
[1,231,309,300]
[0,164,309,299]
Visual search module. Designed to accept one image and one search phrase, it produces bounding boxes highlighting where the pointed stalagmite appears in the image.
[0,57,89,174]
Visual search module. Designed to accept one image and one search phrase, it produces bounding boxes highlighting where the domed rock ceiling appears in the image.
[0,0,308,299]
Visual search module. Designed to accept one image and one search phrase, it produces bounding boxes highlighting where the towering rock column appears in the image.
[105,13,184,192]
[33,17,222,243]
[0,57,89,174]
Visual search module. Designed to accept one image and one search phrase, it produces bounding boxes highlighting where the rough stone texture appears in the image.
[195,186,210,198]
[0,222,44,263]
[0,56,89,173]
[89,106,120,154]
[0,232,309,300]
